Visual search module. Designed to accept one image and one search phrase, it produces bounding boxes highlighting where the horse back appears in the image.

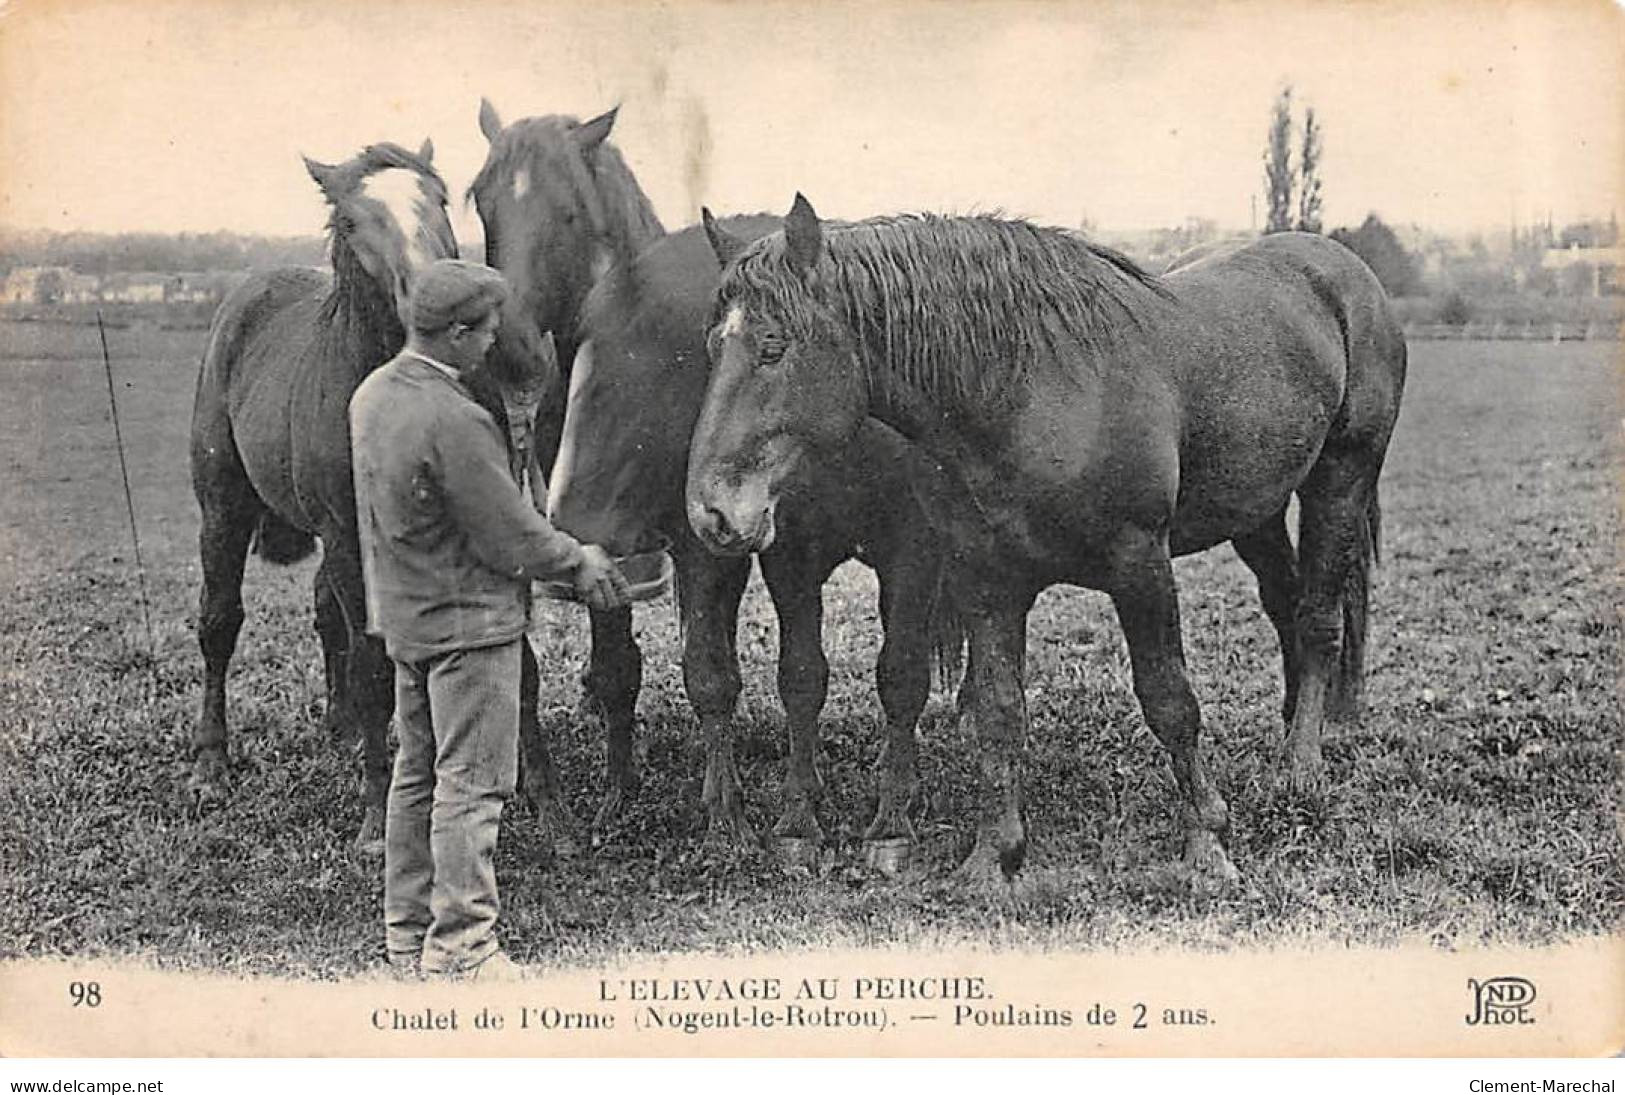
[1152,233,1404,550]
[1213,233,1406,446]
[197,268,328,391]
[1163,232,1402,412]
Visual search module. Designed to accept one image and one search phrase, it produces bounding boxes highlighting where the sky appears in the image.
[0,0,1620,244]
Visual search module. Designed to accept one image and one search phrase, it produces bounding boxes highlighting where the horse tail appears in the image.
[926,563,965,694]
[1328,246,1403,720]
[1332,479,1381,718]
[251,511,317,565]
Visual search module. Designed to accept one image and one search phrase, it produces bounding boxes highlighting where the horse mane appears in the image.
[315,142,444,352]
[356,142,448,201]
[467,115,665,264]
[319,234,401,351]
[719,214,1170,410]
[586,212,781,348]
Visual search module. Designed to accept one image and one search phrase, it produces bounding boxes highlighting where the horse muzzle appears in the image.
[687,494,776,557]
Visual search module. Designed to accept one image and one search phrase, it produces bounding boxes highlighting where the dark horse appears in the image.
[467,100,665,851]
[468,103,960,857]
[546,214,962,857]
[190,141,459,851]
[690,197,1407,886]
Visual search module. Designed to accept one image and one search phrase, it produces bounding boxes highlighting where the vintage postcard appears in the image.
[0,0,1620,1060]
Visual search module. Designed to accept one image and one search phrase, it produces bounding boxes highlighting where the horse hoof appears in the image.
[543,817,586,860]
[591,787,631,837]
[574,693,607,726]
[187,756,230,810]
[353,806,386,859]
[864,837,912,878]
[1188,860,1240,897]
[703,814,758,852]
[1286,761,1327,797]
[773,836,820,870]
[526,795,587,859]
[952,838,1019,892]
[1184,832,1240,894]
[188,777,226,809]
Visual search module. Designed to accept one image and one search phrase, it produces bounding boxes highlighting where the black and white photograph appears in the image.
[0,0,1620,1063]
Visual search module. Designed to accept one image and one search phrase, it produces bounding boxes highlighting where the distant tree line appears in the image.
[1257,83,1618,306]
[1331,216,1421,297]
[0,229,326,277]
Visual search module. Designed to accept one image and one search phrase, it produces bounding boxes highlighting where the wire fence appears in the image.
[1404,320,1622,342]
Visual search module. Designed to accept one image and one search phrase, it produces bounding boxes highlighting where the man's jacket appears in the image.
[350,352,585,664]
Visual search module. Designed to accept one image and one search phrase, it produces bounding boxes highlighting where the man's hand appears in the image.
[573,544,631,610]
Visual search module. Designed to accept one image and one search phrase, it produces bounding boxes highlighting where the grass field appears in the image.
[0,319,1618,977]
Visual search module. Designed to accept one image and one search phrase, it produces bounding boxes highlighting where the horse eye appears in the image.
[758,336,785,364]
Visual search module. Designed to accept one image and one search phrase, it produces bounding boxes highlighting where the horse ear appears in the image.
[784,192,823,277]
[478,97,503,143]
[702,207,746,268]
[418,138,435,163]
[303,155,339,193]
[575,105,619,150]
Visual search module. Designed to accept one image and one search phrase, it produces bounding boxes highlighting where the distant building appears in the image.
[1,267,244,307]
[1542,243,1624,296]
[1,266,74,304]
[61,273,99,303]
[164,274,215,303]
[99,273,167,303]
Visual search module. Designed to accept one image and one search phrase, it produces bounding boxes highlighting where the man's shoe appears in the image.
[386,951,421,981]
[467,950,525,982]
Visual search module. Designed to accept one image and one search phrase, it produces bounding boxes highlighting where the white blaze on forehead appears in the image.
[546,340,597,520]
[361,168,438,270]
[590,244,613,287]
[720,305,746,338]
[513,168,531,200]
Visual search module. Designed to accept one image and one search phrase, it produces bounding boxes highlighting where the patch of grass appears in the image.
[0,330,1620,977]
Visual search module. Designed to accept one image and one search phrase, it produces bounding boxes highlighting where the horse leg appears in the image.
[677,542,755,848]
[351,632,394,857]
[316,546,393,855]
[758,549,835,863]
[1107,529,1238,890]
[515,637,585,858]
[953,583,1034,887]
[1287,458,1378,792]
[191,486,260,806]
[1231,509,1302,728]
[585,606,642,836]
[954,639,979,730]
[862,547,936,871]
[313,568,348,740]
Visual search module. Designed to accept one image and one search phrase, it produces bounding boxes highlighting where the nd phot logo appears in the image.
[1465,976,1537,1026]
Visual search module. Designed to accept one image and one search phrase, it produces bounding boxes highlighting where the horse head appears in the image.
[302,140,458,335]
[468,99,663,390]
[688,195,867,556]
[545,214,780,557]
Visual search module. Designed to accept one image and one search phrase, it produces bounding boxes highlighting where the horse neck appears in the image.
[320,241,405,380]
[859,356,958,454]
[581,158,666,324]
[597,147,666,257]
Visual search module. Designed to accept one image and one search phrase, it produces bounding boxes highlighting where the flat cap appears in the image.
[410,258,509,334]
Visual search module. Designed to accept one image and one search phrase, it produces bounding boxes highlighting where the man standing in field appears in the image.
[350,259,629,981]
